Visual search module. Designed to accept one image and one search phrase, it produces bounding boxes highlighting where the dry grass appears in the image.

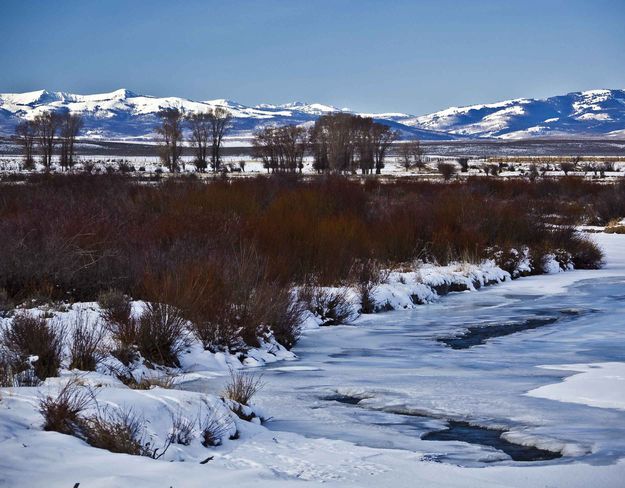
[38,377,94,435]
[168,408,195,446]
[222,369,264,406]
[199,401,234,447]
[98,289,138,364]
[68,311,108,371]
[605,219,625,234]
[1,313,64,380]
[80,407,150,456]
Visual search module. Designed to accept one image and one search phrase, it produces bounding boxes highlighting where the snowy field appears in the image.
[1,153,624,181]
[1,232,625,487]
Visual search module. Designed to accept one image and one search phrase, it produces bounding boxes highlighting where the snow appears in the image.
[2,232,625,487]
[527,363,625,411]
[3,87,625,141]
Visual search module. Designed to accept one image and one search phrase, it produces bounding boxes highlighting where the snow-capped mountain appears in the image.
[403,89,625,139]
[0,89,452,141]
[1,88,624,141]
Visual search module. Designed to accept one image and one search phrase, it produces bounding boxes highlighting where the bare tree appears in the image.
[310,113,359,174]
[371,122,398,174]
[398,139,422,171]
[156,108,184,172]
[207,108,232,172]
[278,125,307,172]
[354,117,374,175]
[253,126,279,173]
[32,111,62,170]
[186,112,210,171]
[14,120,36,170]
[59,112,83,170]
[310,114,397,175]
[252,125,307,173]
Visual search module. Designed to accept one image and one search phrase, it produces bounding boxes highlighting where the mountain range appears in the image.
[1,88,624,142]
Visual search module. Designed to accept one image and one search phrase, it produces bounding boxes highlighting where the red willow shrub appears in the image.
[0,173,609,309]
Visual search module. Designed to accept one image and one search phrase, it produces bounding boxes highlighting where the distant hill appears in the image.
[1,88,624,141]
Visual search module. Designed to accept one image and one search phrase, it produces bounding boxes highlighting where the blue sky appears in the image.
[2,0,624,114]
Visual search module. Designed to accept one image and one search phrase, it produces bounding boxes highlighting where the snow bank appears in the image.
[527,362,625,411]
[302,260,511,330]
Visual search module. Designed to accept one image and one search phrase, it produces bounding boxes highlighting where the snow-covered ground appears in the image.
[1,232,625,487]
[1,154,624,180]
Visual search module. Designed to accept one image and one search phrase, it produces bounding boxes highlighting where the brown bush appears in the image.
[80,407,150,456]
[98,289,132,334]
[0,174,614,351]
[98,291,138,365]
[0,288,12,317]
[169,409,195,446]
[264,287,306,350]
[39,377,94,435]
[199,402,233,447]
[69,311,107,371]
[350,259,387,313]
[299,285,356,326]
[1,313,64,380]
[222,369,264,406]
[136,303,187,367]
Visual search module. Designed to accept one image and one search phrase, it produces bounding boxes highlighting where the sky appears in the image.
[2,0,625,114]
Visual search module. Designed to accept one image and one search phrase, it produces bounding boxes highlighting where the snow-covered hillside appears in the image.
[0,89,453,141]
[404,89,625,139]
[1,88,624,141]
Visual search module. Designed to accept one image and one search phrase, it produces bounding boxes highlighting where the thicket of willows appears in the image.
[0,174,619,349]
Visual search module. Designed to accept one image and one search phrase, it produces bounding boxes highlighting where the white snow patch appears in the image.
[527,362,625,411]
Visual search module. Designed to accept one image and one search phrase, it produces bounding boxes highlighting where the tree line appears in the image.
[15,107,419,176]
[161,109,408,175]
[155,107,232,172]
[253,113,407,174]
[14,111,83,171]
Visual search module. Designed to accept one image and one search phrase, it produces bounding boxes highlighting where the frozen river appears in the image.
[185,232,625,486]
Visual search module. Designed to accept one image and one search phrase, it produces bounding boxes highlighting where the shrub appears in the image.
[350,259,387,313]
[98,290,138,365]
[485,246,529,278]
[1,313,64,380]
[80,407,150,456]
[437,162,457,181]
[130,374,176,390]
[0,351,19,387]
[136,303,187,367]
[98,289,135,332]
[300,285,355,326]
[168,409,195,446]
[605,219,625,234]
[39,378,94,435]
[0,350,38,387]
[199,402,233,447]
[69,311,107,371]
[265,287,305,350]
[222,369,264,406]
[569,236,604,269]
[0,288,12,317]
[0,173,617,349]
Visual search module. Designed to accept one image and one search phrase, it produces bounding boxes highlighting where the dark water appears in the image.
[438,317,559,349]
[422,421,562,462]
